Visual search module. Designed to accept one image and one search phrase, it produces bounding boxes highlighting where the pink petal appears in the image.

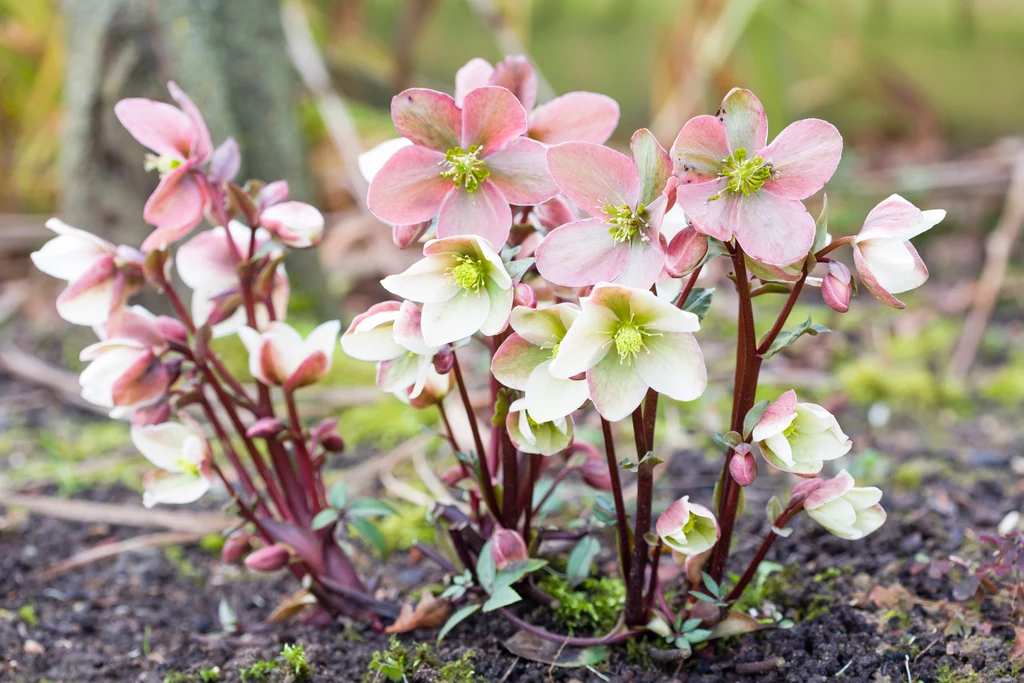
[56,257,117,325]
[546,142,641,219]
[752,390,798,442]
[761,119,842,200]
[461,86,528,153]
[804,470,855,509]
[285,352,330,391]
[436,179,512,246]
[656,497,691,536]
[491,334,549,390]
[857,194,923,241]
[665,225,709,277]
[852,243,907,309]
[674,179,733,242]
[730,192,816,267]
[112,354,168,407]
[114,98,193,159]
[141,166,207,250]
[485,137,558,205]
[167,81,212,161]
[535,218,628,287]
[454,58,495,107]
[391,88,462,153]
[613,238,666,290]
[367,145,450,225]
[490,56,537,112]
[718,88,768,154]
[630,128,672,207]
[670,115,730,184]
[532,195,576,231]
[529,92,620,145]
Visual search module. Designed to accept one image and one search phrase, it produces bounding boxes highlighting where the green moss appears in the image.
[163,545,203,584]
[374,503,435,554]
[17,604,38,627]
[162,673,190,683]
[199,534,225,554]
[198,670,221,683]
[336,398,437,448]
[892,458,953,491]
[935,662,981,683]
[801,594,835,622]
[536,574,625,634]
[280,643,310,680]
[437,651,481,683]
[981,353,1024,404]
[883,609,913,631]
[239,659,276,682]
[362,637,481,683]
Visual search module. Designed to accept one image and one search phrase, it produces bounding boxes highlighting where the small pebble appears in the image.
[23,639,44,655]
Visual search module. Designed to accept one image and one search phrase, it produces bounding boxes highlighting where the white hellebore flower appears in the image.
[548,283,706,422]
[381,235,513,346]
[340,300,441,400]
[853,194,945,309]
[506,398,574,456]
[131,421,213,508]
[797,470,886,540]
[655,496,720,556]
[491,304,589,423]
[238,320,341,391]
[751,390,851,477]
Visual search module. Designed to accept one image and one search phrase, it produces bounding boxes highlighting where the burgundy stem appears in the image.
[674,265,704,309]
[451,351,500,521]
[725,499,805,602]
[625,407,653,626]
[600,418,632,581]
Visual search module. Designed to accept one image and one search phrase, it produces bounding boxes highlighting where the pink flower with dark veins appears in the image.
[536,129,676,290]
[367,86,558,247]
[115,82,214,251]
[671,88,842,266]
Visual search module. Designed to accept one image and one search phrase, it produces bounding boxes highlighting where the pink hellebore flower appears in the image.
[491,528,529,570]
[115,82,213,251]
[506,398,574,456]
[548,284,706,422]
[340,301,441,400]
[656,496,720,556]
[491,304,589,423]
[852,194,945,309]
[380,235,513,346]
[455,55,620,145]
[671,88,842,266]
[751,390,851,477]
[31,219,145,327]
[79,306,172,417]
[367,86,558,247]
[537,129,676,290]
[795,470,886,540]
[176,222,289,337]
[131,420,213,508]
[238,320,341,391]
[260,201,325,249]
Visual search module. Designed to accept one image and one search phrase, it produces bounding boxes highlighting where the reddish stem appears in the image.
[725,498,805,602]
[452,351,500,520]
[601,417,632,581]
[674,265,704,309]
[498,608,641,646]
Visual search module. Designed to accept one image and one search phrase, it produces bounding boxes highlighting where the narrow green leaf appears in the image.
[310,508,339,531]
[493,559,548,591]
[348,518,388,558]
[701,572,721,598]
[682,287,715,321]
[437,604,480,644]
[763,316,830,359]
[476,539,496,593]
[327,482,347,510]
[690,591,719,604]
[566,536,601,588]
[742,400,770,439]
[345,498,397,518]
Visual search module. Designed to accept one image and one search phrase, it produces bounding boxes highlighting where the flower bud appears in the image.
[441,464,469,486]
[513,283,537,309]
[321,433,345,453]
[751,390,851,477]
[221,531,253,564]
[491,529,529,570]
[656,496,720,557]
[155,316,189,345]
[257,180,290,211]
[244,544,290,572]
[820,260,853,313]
[246,417,286,440]
[729,443,757,486]
[260,201,325,249]
[432,345,455,375]
[802,470,886,540]
[575,442,613,491]
[392,221,431,249]
[131,401,171,427]
[665,225,708,277]
[208,137,241,185]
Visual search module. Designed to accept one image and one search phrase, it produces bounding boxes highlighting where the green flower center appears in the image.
[605,203,649,243]
[448,254,488,292]
[718,147,772,196]
[612,319,654,365]
[782,421,800,440]
[176,458,200,477]
[441,145,489,192]
[681,514,697,535]
[144,154,183,177]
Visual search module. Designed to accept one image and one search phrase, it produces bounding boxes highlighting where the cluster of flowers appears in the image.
[32,56,943,645]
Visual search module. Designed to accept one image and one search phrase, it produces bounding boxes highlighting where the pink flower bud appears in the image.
[221,531,253,564]
[575,442,613,491]
[392,221,431,249]
[257,180,290,210]
[246,417,285,439]
[821,260,852,313]
[131,401,170,427]
[208,137,241,184]
[310,418,345,453]
[237,320,341,390]
[441,464,469,486]
[513,283,537,308]
[260,201,325,249]
[244,544,290,572]
[155,316,189,345]
[321,433,345,453]
[432,346,454,375]
[491,529,529,570]
[665,225,708,277]
[729,443,757,486]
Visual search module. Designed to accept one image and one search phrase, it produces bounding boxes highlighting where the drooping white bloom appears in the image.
[238,320,341,390]
[655,496,720,556]
[131,421,212,508]
[751,390,851,477]
[506,398,573,456]
[797,470,886,540]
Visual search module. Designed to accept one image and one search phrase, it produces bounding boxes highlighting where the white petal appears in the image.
[634,332,706,402]
[420,291,490,346]
[524,360,589,423]
[547,302,616,379]
[132,423,192,472]
[381,253,460,303]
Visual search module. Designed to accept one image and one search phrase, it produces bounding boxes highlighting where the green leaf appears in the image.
[681,617,703,632]
[218,599,238,633]
[593,495,617,526]
[327,482,347,510]
[690,591,719,604]
[310,508,339,531]
[812,192,829,253]
[348,518,388,558]
[701,572,721,598]
[566,536,601,588]
[504,257,535,283]
[437,604,480,644]
[742,400,770,439]
[712,431,743,454]
[476,539,496,593]
[493,559,548,591]
[682,287,714,321]
[483,585,521,612]
[766,496,784,523]
[762,317,829,359]
[685,628,714,643]
[345,499,397,518]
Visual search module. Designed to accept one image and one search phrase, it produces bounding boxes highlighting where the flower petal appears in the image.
[612,237,666,290]
[524,360,589,422]
[673,179,733,242]
[491,334,549,389]
[480,277,513,336]
[420,291,490,346]
[587,352,649,422]
[341,304,404,361]
[393,300,435,355]
[167,81,212,161]
[461,86,528,152]
[528,91,620,145]
[436,179,513,246]
[635,332,706,402]
[761,119,842,200]
[546,142,641,218]
[131,422,193,471]
[454,58,495,107]
[367,145,450,225]
[630,128,672,207]
[141,166,207,250]
[114,98,193,159]
[548,299,616,379]
[490,56,537,111]
[32,219,114,281]
[142,471,210,507]
[751,390,798,442]
[485,137,558,205]
[535,218,627,287]
[359,137,413,182]
[176,224,250,293]
[671,115,730,183]
[510,303,578,346]
[629,287,700,333]
[857,237,928,295]
[391,88,461,153]
[381,253,460,303]
[852,243,906,309]
[718,88,768,154]
[56,258,117,326]
[732,192,817,267]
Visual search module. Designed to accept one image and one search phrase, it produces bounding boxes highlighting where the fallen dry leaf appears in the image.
[868,583,916,612]
[384,592,451,634]
[265,588,319,625]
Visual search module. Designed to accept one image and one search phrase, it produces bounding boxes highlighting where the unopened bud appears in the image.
[665,226,708,277]
[246,417,286,440]
[131,401,170,427]
[576,442,613,491]
[321,433,345,453]
[221,531,253,564]
[142,247,171,287]
[244,544,290,572]
[491,528,529,570]
[257,180,290,210]
[729,444,757,487]
[432,346,454,375]
[513,283,537,308]
[821,260,853,313]
[155,316,189,345]
[392,221,431,249]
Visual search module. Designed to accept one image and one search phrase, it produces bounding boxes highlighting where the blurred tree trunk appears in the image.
[60,0,329,309]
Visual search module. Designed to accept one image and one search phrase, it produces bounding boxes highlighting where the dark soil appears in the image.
[3,408,1022,683]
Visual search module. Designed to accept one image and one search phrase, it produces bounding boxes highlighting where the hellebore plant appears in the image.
[35,61,942,661]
